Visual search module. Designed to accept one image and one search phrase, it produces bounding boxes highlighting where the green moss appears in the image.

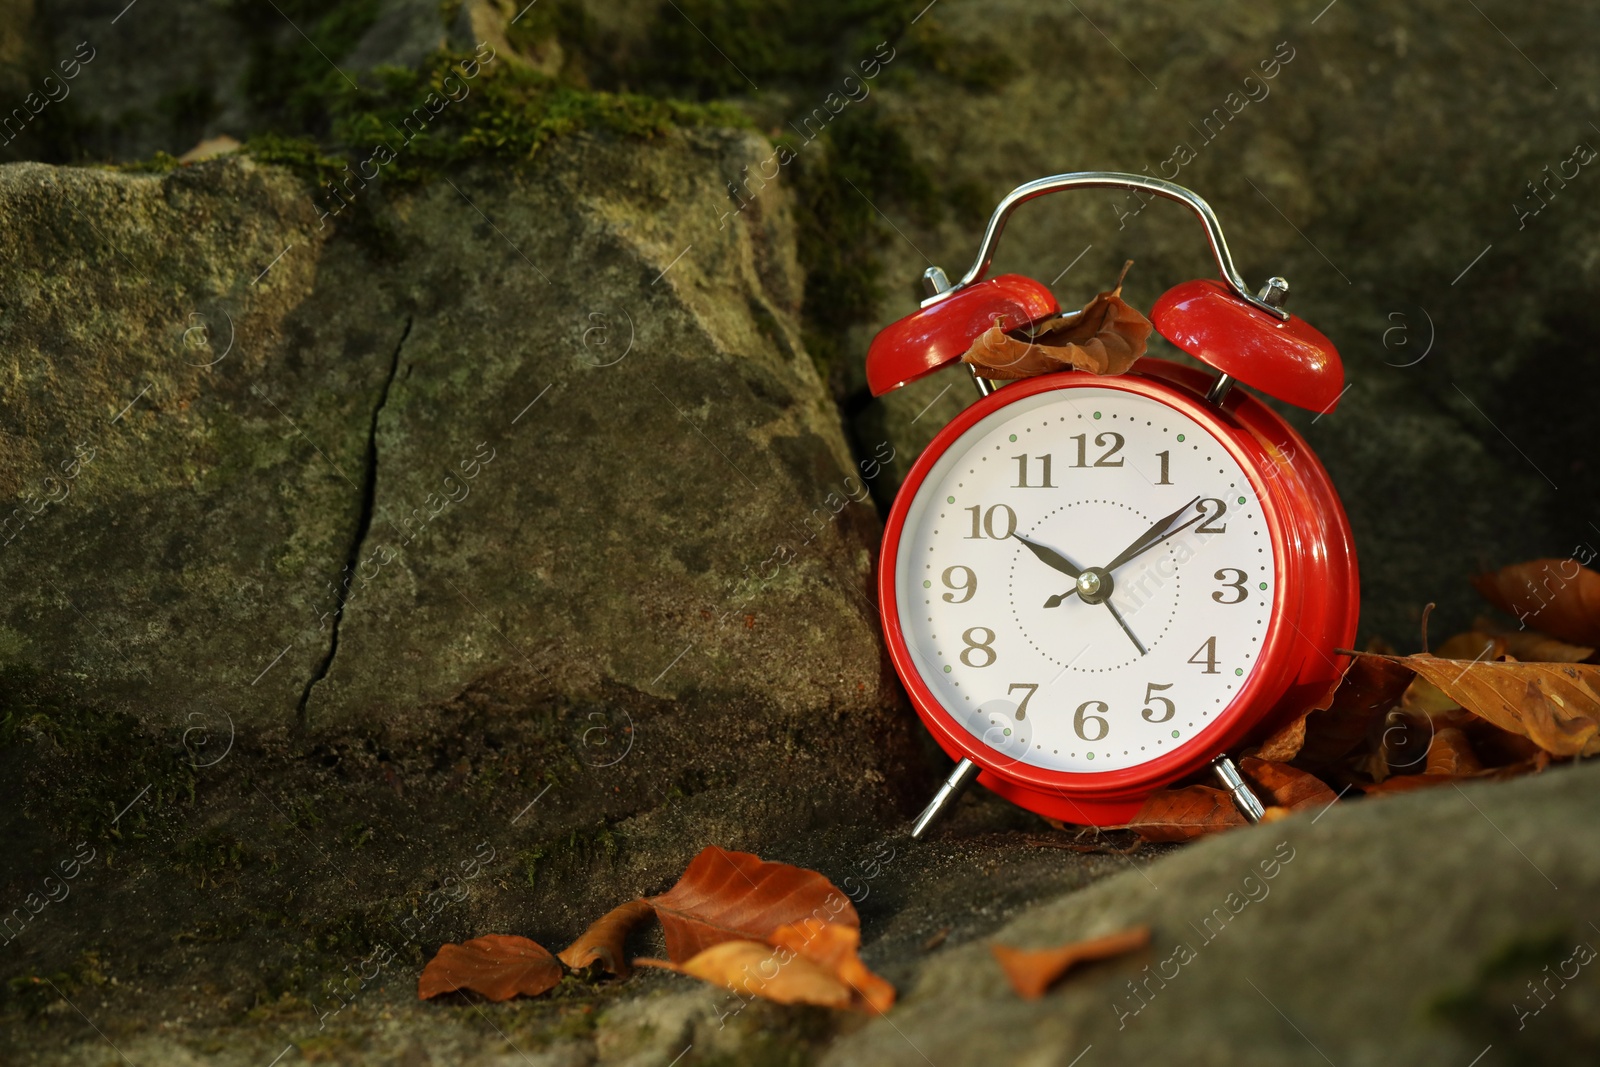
[2,953,109,1017]
[0,665,197,845]
[174,833,256,889]
[231,0,386,135]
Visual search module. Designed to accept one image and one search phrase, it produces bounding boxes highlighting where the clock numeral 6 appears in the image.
[1188,636,1220,674]
[941,565,977,604]
[1212,568,1249,604]
[1141,682,1176,723]
[1073,700,1110,742]
[964,504,1016,540]
[960,627,996,668]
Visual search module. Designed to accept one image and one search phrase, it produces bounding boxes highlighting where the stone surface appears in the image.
[825,761,1600,1067]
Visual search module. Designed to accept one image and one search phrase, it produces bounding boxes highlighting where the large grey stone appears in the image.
[824,761,1600,1067]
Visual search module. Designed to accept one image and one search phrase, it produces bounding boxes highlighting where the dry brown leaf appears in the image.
[1359,751,1551,796]
[558,899,654,978]
[1292,655,1415,768]
[1474,615,1595,663]
[646,846,858,964]
[637,942,853,1009]
[1354,652,1600,757]
[1253,714,1307,762]
[771,920,895,1014]
[1239,757,1338,811]
[991,926,1151,1000]
[418,934,563,1002]
[1474,559,1600,647]
[1115,785,1246,842]
[961,261,1152,380]
[1425,726,1483,776]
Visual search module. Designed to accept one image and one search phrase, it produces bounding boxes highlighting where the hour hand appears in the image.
[1012,534,1084,579]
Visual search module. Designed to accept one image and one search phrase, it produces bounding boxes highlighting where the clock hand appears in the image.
[1102,598,1147,656]
[1102,495,1202,574]
[1012,533,1084,579]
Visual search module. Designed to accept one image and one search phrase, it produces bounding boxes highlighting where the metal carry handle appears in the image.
[939,171,1289,321]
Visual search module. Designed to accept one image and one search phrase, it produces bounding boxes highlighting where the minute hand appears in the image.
[1103,495,1202,573]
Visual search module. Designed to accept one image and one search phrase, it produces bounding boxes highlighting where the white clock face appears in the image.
[894,384,1278,775]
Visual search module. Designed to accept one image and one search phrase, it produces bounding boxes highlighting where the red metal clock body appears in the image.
[868,173,1359,829]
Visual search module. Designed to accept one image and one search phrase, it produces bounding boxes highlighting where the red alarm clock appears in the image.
[868,173,1358,833]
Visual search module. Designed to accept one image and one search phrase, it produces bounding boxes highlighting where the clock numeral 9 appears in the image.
[941,565,977,604]
[1070,432,1125,468]
[1141,682,1175,723]
[1073,700,1109,742]
[964,504,1016,540]
[1212,568,1248,604]
[960,627,996,668]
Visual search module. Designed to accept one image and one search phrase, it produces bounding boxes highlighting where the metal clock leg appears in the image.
[1211,755,1266,823]
[910,758,982,838]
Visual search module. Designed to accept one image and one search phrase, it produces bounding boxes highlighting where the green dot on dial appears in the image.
[1259,581,1268,590]
[1234,668,1244,676]
[923,580,932,588]
[1176,433,1185,442]
[943,665,952,673]
[1093,411,1102,420]
[1237,496,1247,504]
[947,495,955,504]
[1009,434,1017,442]
[1171,730,1180,738]
[1087,752,1095,759]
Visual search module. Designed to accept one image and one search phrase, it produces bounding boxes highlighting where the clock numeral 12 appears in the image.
[1070,432,1125,468]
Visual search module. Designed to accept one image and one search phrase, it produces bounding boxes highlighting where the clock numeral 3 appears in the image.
[1196,497,1228,534]
[1012,453,1056,488]
[964,504,1017,540]
[1188,636,1220,674]
[1008,682,1037,720]
[1212,568,1249,604]
[1070,432,1125,468]
[960,627,997,668]
[1073,700,1110,742]
[1141,682,1175,723]
[941,565,977,604]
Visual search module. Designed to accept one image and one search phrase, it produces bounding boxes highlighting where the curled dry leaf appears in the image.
[418,934,563,1002]
[1424,726,1483,776]
[961,260,1152,380]
[647,846,859,964]
[1239,757,1338,811]
[1473,558,1600,647]
[558,898,654,979]
[1259,655,1413,769]
[1474,616,1595,663]
[636,920,893,1014]
[1354,652,1600,757]
[637,942,852,1010]
[1115,784,1245,842]
[772,919,895,1014]
[992,925,1151,1001]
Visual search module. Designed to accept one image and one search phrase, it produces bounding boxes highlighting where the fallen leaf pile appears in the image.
[961,260,1152,379]
[419,846,893,1012]
[1111,558,1600,840]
